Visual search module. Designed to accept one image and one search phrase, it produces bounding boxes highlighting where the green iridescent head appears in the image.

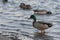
[29,15,36,21]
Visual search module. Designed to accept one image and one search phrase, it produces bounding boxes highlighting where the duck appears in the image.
[19,3,31,10]
[2,0,8,3]
[33,10,52,15]
[28,15,53,33]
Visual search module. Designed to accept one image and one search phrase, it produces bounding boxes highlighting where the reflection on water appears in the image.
[34,32,54,40]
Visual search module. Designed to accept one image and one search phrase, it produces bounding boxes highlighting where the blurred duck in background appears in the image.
[19,3,31,10]
[2,0,8,3]
[33,10,52,15]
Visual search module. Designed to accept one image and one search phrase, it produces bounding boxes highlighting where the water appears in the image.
[0,0,60,40]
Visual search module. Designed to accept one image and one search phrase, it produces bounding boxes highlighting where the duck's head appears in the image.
[21,3,25,5]
[29,15,36,21]
[20,3,25,6]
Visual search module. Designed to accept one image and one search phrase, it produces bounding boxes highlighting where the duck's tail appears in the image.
[47,23,53,27]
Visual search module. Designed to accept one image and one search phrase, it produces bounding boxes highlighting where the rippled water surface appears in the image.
[0,0,60,40]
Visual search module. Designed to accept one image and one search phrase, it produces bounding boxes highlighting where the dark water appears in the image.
[0,0,60,40]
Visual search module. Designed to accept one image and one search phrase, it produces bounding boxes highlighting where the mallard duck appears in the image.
[28,15,53,33]
[19,3,31,10]
[2,0,8,3]
[33,10,52,15]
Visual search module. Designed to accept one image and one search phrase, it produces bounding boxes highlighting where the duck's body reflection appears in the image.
[34,32,54,40]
